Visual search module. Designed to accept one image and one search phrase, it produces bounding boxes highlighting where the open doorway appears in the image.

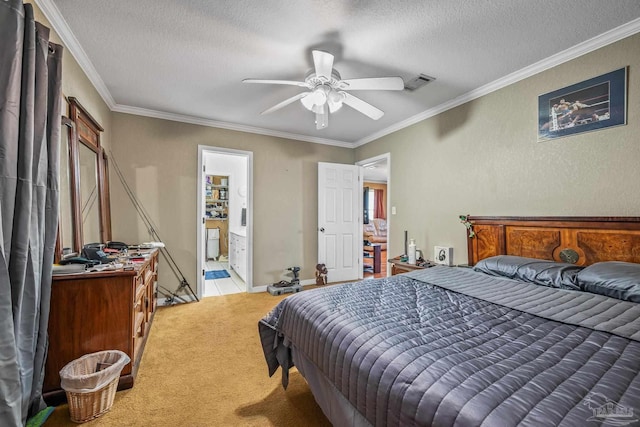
[197,146,253,298]
[356,153,390,279]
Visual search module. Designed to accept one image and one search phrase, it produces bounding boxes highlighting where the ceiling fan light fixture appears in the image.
[245,49,405,129]
[300,93,315,111]
[313,86,328,105]
[328,101,342,114]
[327,90,344,113]
[301,85,332,113]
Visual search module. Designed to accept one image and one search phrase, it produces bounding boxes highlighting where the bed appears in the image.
[259,216,640,426]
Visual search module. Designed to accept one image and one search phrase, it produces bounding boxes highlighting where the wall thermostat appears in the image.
[434,246,453,266]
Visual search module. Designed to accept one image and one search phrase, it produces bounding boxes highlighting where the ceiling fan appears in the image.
[243,50,404,130]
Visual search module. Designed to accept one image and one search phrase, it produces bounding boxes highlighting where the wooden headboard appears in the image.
[465,216,640,266]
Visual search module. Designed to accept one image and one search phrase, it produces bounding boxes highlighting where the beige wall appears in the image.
[33,0,355,291]
[30,2,112,150]
[30,1,112,256]
[34,0,640,281]
[356,33,640,265]
[110,114,354,289]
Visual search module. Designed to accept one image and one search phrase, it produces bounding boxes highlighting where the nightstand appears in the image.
[388,257,436,275]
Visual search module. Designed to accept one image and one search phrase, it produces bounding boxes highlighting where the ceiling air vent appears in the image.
[404,74,435,91]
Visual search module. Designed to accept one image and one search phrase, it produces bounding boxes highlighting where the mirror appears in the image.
[79,143,101,243]
[55,97,111,259]
[57,117,76,259]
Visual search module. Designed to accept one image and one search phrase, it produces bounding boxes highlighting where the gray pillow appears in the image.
[577,261,640,302]
[473,255,582,290]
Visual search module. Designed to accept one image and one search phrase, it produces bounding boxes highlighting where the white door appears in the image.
[318,162,362,283]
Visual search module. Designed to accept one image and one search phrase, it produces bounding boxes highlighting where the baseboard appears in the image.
[250,285,268,293]
[158,278,321,298]
[156,293,198,306]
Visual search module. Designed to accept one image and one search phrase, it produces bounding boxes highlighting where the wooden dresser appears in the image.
[43,249,159,404]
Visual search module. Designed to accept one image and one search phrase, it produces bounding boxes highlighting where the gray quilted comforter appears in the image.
[259,266,640,426]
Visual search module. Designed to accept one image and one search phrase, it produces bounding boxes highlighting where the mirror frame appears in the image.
[77,136,101,244]
[56,97,111,259]
[54,116,77,262]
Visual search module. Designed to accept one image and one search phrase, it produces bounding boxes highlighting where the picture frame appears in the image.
[538,67,627,141]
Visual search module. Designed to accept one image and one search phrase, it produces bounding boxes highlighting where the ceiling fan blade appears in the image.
[316,104,329,130]
[338,77,404,91]
[342,93,384,120]
[312,50,334,81]
[243,78,309,88]
[261,92,310,115]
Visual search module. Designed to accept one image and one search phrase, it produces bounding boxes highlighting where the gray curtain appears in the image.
[0,1,63,425]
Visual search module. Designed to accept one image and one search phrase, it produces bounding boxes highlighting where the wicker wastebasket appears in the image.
[59,350,130,423]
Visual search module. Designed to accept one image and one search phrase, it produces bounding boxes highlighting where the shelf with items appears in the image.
[205,211,228,220]
[205,174,229,220]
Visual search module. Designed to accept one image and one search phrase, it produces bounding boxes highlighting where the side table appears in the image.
[388,257,436,275]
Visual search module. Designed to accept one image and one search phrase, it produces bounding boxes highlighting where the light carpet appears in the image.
[45,290,332,426]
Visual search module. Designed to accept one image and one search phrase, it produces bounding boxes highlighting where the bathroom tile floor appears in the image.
[203,260,245,297]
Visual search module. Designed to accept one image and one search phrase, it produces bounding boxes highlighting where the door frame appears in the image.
[197,145,254,296]
[356,152,391,276]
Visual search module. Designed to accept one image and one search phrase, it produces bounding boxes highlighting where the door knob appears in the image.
[319,227,325,232]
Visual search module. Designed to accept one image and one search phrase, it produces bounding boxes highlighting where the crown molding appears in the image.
[112,104,353,148]
[35,0,116,109]
[35,0,352,147]
[35,0,640,149]
[354,17,640,147]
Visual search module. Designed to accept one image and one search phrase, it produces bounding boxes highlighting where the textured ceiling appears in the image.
[363,158,388,182]
[41,0,640,146]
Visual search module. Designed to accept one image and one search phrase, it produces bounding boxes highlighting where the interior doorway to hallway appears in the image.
[356,153,390,280]
[197,146,253,298]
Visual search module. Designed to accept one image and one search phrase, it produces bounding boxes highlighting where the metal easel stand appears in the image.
[110,151,199,305]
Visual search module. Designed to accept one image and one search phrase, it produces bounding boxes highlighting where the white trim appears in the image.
[34,0,116,108]
[250,285,268,293]
[37,0,640,148]
[196,148,205,299]
[197,145,254,298]
[353,17,640,147]
[358,166,364,280]
[356,153,390,168]
[113,104,352,148]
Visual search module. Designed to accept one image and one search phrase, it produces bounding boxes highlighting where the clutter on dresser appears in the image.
[53,241,162,277]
